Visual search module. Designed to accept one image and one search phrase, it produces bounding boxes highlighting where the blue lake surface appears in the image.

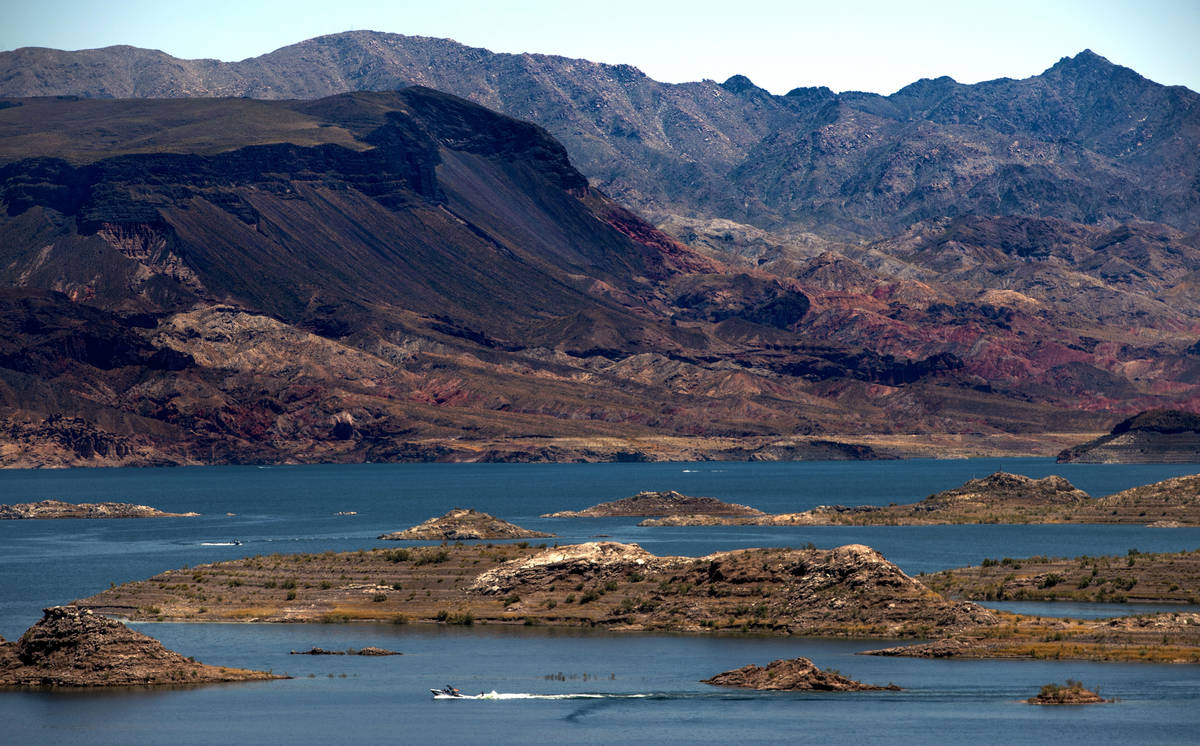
[2,459,1200,743]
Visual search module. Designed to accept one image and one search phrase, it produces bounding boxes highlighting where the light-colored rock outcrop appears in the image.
[470,542,672,595]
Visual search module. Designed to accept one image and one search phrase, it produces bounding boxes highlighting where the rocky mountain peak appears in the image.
[1049,49,1115,74]
[720,74,766,96]
[1041,47,1151,96]
[892,75,960,100]
[783,85,837,105]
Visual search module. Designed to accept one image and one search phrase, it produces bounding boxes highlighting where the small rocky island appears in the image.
[0,499,198,519]
[702,657,899,691]
[542,490,764,518]
[290,647,399,656]
[1058,409,1200,463]
[0,606,281,687]
[1026,680,1107,705]
[378,508,553,540]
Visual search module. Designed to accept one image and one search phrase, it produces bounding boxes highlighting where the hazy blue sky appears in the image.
[4,0,1198,94]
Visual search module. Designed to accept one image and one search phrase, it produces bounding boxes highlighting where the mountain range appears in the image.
[0,33,1197,465]
[3,32,1197,238]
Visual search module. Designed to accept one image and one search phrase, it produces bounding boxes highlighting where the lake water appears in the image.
[2,459,1200,744]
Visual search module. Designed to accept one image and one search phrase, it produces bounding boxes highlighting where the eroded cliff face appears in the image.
[0,606,280,687]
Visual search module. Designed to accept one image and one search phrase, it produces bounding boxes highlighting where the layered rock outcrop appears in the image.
[468,541,997,636]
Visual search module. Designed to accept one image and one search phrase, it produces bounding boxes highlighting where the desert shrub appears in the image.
[414,550,450,566]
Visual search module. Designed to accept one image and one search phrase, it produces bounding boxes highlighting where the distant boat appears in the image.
[431,685,463,698]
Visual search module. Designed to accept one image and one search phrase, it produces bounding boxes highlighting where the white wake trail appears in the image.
[435,691,656,700]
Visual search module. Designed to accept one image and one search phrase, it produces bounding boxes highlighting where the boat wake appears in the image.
[199,541,243,546]
[434,691,659,701]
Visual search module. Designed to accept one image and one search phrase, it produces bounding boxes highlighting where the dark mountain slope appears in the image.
[0,88,706,346]
[4,89,998,465]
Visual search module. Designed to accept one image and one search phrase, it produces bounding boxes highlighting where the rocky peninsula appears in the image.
[923,547,1200,604]
[378,508,553,540]
[0,499,198,519]
[1070,474,1200,524]
[640,473,1090,526]
[864,609,1200,663]
[640,472,1200,526]
[702,657,898,691]
[542,490,764,518]
[0,606,281,687]
[77,541,993,638]
[1058,410,1200,463]
[70,540,1200,662]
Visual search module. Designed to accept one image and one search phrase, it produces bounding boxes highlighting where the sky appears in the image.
[3,0,1198,95]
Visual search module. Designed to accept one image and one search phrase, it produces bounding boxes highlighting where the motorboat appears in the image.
[431,685,463,698]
